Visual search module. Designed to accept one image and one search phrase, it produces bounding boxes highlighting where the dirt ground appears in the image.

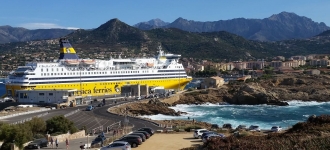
[0,106,41,117]
[135,132,202,150]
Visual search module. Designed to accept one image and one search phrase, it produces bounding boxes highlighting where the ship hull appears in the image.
[5,77,191,97]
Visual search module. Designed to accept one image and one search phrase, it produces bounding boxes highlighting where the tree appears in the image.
[0,123,33,149]
[26,117,46,136]
[46,115,78,134]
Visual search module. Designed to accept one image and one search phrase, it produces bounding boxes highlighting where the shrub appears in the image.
[184,125,202,132]
[46,115,78,134]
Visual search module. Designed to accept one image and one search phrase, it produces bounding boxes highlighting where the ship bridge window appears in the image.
[47,68,48,72]
[41,69,43,72]
[57,68,58,71]
[52,68,53,71]
[39,93,44,96]
[62,68,63,71]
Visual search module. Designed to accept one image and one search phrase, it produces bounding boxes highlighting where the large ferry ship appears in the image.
[5,38,192,97]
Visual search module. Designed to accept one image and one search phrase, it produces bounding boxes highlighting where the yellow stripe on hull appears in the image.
[6,78,192,97]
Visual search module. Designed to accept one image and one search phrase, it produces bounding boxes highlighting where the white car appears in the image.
[135,96,141,100]
[271,126,282,132]
[100,141,131,150]
[248,125,261,132]
[193,129,209,139]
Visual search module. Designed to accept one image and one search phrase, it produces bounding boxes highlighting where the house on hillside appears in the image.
[305,69,320,75]
[200,76,225,89]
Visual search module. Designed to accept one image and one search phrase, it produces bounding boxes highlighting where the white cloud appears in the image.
[19,23,80,30]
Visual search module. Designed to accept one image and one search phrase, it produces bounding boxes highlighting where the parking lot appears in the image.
[65,109,119,133]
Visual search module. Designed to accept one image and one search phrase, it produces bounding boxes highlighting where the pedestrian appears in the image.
[50,136,54,148]
[65,138,69,149]
[55,138,58,149]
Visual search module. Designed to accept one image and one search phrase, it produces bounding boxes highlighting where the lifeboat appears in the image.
[146,62,154,67]
[64,59,80,65]
[81,59,96,65]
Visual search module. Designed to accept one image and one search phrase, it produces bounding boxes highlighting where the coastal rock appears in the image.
[124,100,180,116]
[172,87,230,106]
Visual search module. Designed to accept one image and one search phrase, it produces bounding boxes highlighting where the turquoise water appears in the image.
[142,101,330,130]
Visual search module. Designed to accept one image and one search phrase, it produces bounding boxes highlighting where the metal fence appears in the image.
[64,109,80,117]
[10,112,49,125]
[0,108,51,120]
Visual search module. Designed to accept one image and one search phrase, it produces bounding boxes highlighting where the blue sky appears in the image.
[1,0,329,29]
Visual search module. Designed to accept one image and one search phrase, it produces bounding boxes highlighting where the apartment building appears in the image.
[270,60,300,69]
[309,59,330,67]
[246,61,265,70]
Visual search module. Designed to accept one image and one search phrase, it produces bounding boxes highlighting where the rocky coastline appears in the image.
[110,74,330,117]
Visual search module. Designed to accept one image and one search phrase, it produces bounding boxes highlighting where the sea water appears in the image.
[142,101,330,130]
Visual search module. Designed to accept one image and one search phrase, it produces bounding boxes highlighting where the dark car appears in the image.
[223,123,232,129]
[114,135,142,148]
[98,102,105,107]
[25,138,48,149]
[91,136,106,146]
[128,133,146,142]
[137,127,154,136]
[211,124,220,129]
[133,131,150,139]
[201,131,218,139]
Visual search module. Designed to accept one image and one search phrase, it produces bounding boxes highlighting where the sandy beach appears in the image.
[134,132,201,150]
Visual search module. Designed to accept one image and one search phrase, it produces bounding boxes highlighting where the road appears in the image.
[3,98,163,133]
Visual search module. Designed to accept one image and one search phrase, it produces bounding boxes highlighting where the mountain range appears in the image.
[0,25,73,44]
[134,12,330,41]
[0,12,329,45]
[1,18,330,61]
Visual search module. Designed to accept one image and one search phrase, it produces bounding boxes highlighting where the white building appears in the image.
[16,89,81,106]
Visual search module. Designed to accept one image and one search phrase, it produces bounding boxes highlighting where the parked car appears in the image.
[222,123,232,129]
[133,131,151,139]
[193,129,209,139]
[86,105,94,111]
[128,133,146,142]
[236,125,247,130]
[249,125,261,132]
[25,138,48,149]
[100,141,131,150]
[211,124,220,129]
[202,134,224,143]
[91,136,107,146]
[135,96,141,100]
[114,135,142,148]
[137,127,155,136]
[201,131,218,139]
[271,126,282,132]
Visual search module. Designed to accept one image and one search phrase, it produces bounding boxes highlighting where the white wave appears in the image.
[141,114,187,120]
[286,100,330,107]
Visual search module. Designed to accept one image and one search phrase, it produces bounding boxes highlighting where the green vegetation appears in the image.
[0,115,78,150]
[183,125,202,132]
[46,115,78,135]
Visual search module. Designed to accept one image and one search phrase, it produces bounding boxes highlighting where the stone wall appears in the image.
[48,130,86,143]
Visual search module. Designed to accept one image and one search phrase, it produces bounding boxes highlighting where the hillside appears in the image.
[1,19,330,61]
[0,25,73,44]
[135,12,330,41]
